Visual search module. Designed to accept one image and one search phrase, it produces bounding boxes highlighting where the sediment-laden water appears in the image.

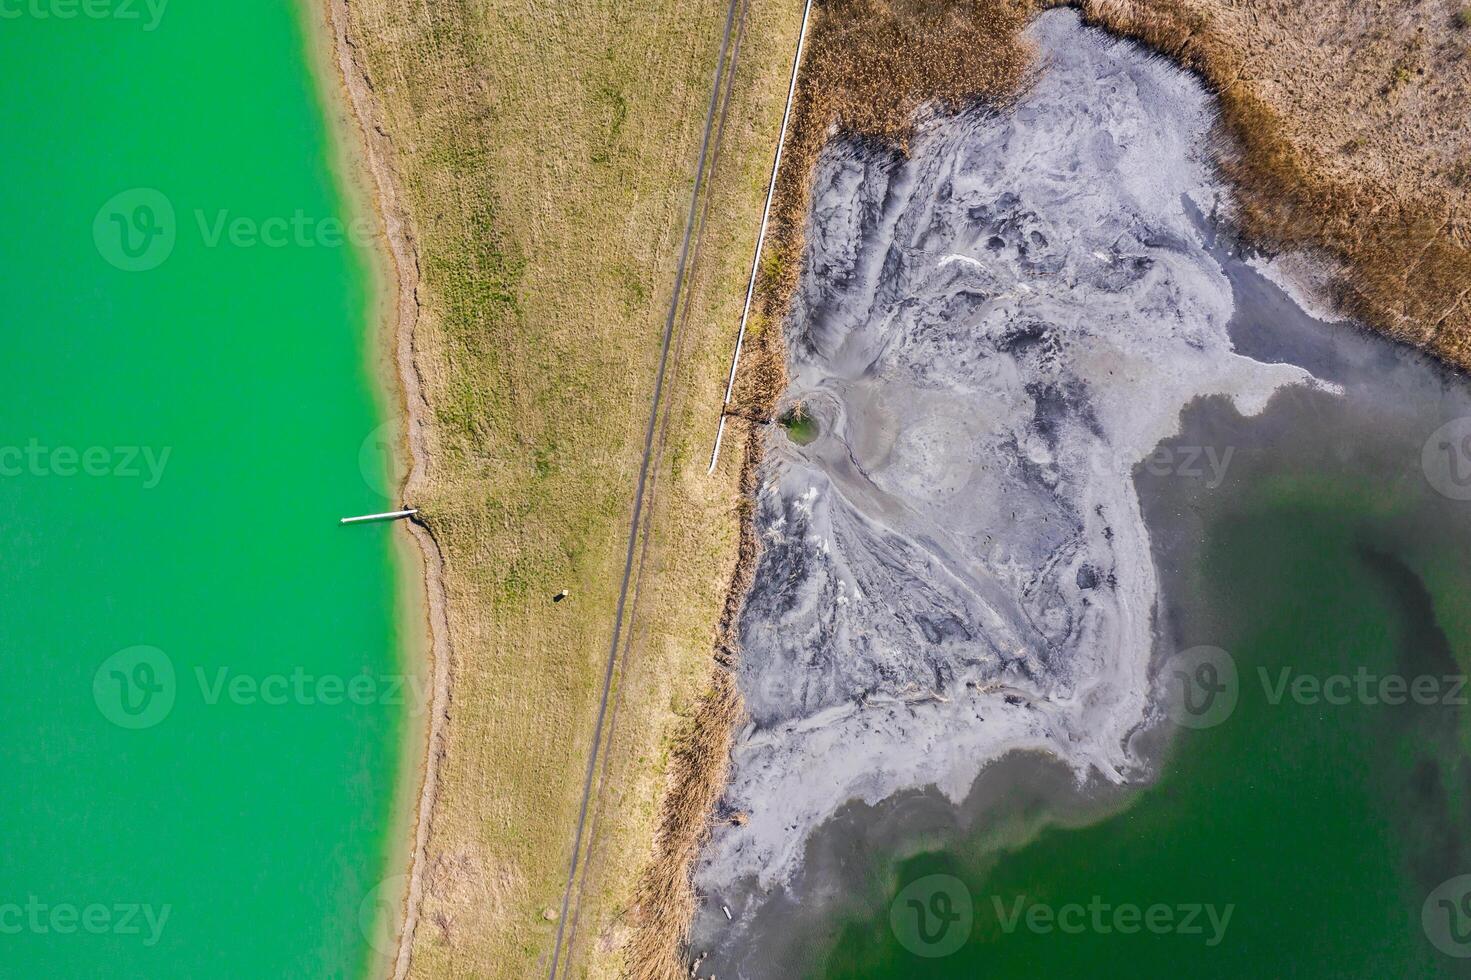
[692,10,1471,977]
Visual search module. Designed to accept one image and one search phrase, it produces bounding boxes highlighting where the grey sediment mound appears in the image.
[694,9,1328,934]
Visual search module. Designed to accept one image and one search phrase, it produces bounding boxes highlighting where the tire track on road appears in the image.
[546,1,744,974]
[555,0,754,970]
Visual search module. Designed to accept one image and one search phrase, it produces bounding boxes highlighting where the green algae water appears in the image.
[1,4,411,977]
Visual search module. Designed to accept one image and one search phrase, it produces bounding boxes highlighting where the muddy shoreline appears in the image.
[312,4,455,978]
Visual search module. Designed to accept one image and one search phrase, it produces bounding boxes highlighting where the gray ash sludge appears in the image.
[694,9,1328,951]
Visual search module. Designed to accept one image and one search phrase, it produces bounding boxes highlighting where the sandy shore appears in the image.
[304,4,454,978]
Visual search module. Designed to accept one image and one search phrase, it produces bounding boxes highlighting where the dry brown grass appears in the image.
[624,377,770,977]
[624,628,745,977]
[325,0,806,976]
[1070,0,1471,367]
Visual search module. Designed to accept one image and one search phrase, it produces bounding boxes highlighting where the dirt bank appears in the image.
[316,3,455,978]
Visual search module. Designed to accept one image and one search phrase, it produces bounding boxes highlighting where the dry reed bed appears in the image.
[1071,0,1471,367]
[623,442,755,979]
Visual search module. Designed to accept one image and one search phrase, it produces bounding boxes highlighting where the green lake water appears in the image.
[793,295,1471,978]
[816,478,1471,978]
[1,4,410,977]
[695,234,1471,977]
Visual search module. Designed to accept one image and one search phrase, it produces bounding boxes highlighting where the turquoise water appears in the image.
[1,4,409,977]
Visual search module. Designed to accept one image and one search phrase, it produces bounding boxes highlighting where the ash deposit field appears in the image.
[696,8,1327,944]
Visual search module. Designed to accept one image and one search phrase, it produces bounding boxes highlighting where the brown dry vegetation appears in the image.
[325,0,805,977]
[1069,0,1471,368]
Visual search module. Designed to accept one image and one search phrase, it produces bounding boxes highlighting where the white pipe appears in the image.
[708,0,815,474]
[340,508,418,525]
